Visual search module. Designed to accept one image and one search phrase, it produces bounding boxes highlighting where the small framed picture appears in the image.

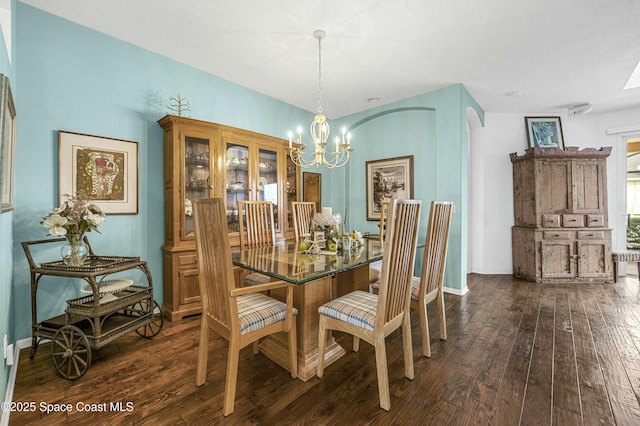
[313,231,325,248]
[367,238,383,257]
[302,172,321,211]
[525,116,565,150]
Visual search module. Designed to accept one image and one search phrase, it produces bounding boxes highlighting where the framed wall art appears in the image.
[58,131,138,214]
[302,171,322,212]
[0,74,16,213]
[366,155,413,221]
[525,116,565,150]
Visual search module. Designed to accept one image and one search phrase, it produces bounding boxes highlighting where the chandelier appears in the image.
[287,30,353,169]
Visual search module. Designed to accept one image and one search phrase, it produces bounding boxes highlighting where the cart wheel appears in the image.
[134,299,164,338]
[51,325,91,380]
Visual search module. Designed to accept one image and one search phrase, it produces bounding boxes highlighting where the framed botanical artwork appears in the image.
[302,172,322,211]
[525,116,565,150]
[0,74,16,213]
[366,155,413,221]
[58,131,138,214]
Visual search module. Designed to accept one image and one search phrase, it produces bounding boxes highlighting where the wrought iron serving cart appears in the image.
[22,237,163,380]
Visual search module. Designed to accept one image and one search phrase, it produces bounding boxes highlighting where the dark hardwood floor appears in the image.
[9,273,640,425]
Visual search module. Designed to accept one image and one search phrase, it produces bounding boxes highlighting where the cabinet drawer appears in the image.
[542,214,560,227]
[543,230,575,239]
[577,230,605,239]
[562,214,584,228]
[178,253,198,267]
[586,214,605,227]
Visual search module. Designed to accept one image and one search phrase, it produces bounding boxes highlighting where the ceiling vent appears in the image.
[568,103,593,115]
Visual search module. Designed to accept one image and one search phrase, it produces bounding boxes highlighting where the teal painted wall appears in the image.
[0,0,17,415]
[12,3,312,341]
[333,84,485,292]
[0,0,15,408]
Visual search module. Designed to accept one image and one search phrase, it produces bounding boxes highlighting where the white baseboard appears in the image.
[16,338,31,350]
[468,268,513,275]
[443,286,468,296]
[1,340,26,426]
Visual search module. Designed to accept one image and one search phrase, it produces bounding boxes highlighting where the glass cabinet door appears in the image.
[225,142,250,234]
[184,135,212,238]
[257,148,279,233]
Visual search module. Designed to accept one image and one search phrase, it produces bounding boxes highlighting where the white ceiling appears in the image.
[19,0,640,118]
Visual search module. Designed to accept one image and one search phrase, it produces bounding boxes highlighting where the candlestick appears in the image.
[343,208,348,235]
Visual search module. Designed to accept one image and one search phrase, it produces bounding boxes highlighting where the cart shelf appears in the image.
[66,285,152,316]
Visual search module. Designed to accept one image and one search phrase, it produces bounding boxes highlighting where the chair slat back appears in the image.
[238,201,276,249]
[292,202,317,242]
[420,201,454,295]
[193,198,234,330]
[377,199,422,326]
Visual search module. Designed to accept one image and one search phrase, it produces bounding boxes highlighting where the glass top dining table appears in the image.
[230,238,422,381]
[231,240,384,285]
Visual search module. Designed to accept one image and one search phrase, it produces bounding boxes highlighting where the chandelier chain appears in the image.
[317,34,323,114]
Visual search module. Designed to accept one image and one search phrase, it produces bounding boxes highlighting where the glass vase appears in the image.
[61,234,89,266]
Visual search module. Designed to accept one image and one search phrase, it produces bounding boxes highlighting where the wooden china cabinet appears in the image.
[158,115,299,321]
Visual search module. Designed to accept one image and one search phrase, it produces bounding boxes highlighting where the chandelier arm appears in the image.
[289,150,319,168]
[289,145,350,169]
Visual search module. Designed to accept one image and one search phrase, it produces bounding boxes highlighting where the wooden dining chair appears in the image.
[369,200,390,292]
[291,201,317,242]
[411,201,454,357]
[193,198,297,416]
[317,199,422,411]
[238,200,276,286]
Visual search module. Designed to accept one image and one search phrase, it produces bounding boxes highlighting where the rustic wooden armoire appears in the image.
[510,146,613,283]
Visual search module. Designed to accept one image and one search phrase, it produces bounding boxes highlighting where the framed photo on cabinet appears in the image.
[58,131,138,214]
[525,116,565,150]
[302,172,322,212]
[0,74,16,213]
[366,155,414,221]
[366,237,383,257]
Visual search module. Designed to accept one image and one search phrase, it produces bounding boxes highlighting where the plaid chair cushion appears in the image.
[237,293,298,335]
[318,290,377,331]
[244,272,271,286]
[371,276,420,299]
[410,276,420,300]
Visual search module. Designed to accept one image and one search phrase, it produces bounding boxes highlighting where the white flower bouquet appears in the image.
[41,192,106,237]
